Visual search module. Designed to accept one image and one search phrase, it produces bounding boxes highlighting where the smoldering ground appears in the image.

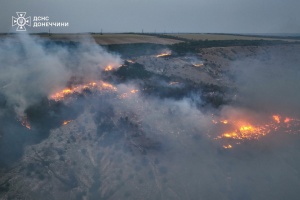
[1,35,300,200]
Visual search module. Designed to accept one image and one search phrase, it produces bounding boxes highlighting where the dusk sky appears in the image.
[1,0,300,33]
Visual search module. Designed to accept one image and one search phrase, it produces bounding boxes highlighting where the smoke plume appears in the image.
[0,34,122,116]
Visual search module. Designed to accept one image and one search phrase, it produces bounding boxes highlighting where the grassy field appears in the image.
[1,33,297,45]
[0,33,182,45]
[168,33,298,42]
[42,33,182,45]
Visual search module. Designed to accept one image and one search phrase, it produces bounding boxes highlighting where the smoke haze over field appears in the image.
[230,49,300,117]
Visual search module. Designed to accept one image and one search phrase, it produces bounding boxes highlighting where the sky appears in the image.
[1,0,300,34]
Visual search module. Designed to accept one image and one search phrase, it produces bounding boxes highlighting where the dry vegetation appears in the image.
[168,33,298,42]
[45,33,182,45]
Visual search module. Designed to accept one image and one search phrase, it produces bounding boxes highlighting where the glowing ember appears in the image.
[49,81,117,101]
[118,89,139,99]
[272,115,280,123]
[223,145,232,149]
[284,118,291,123]
[220,120,228,124]
[212,119,218,124]
[193,63,204,67]
[169,82,179,85]
[63,120,72,125]
[130,89,138,94]
[214,114,300,149]
[20,116,31,130]
[104,65,113,71]
[126,60,135,63]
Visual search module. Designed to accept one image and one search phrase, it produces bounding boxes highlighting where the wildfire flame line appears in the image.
[49,79,141,103]
[49,81,117,101]
[213,114,300,148]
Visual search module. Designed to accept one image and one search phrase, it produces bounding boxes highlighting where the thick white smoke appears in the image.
[230,49,300,118]
[0,34,122,116]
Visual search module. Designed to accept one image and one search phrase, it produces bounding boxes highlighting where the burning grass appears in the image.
[49,81,117,101]
[156,50,172,58]
[156,53,171,58]
[213,114,300,148]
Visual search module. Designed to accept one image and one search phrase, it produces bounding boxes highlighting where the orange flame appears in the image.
[272,115,280,123]
[49,81,117,101]
[118,89,139,99]
[130,89,138,94]
[156,52,171,58]
[220,120,228,124]
[63,120,72,125]
[214,114,300,149]
[284,118,291,123]
[104,65,113,71]
[223,145,232,149]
